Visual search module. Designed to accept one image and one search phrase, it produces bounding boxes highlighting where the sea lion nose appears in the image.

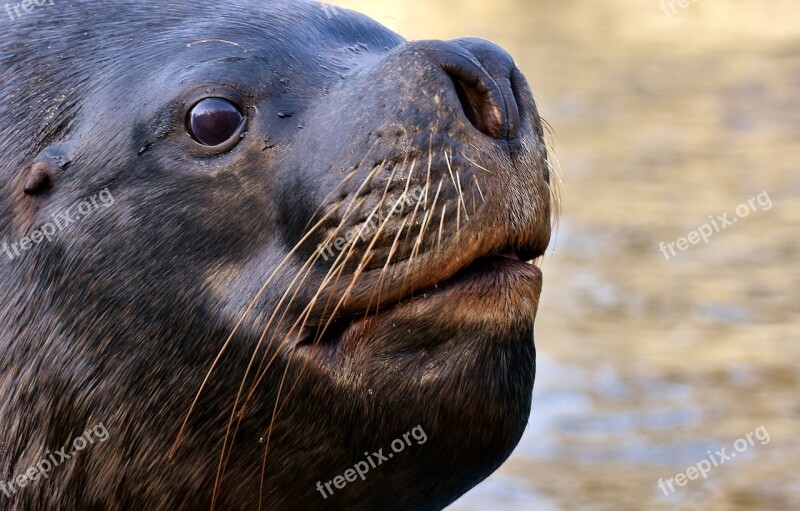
[432,38,522,140]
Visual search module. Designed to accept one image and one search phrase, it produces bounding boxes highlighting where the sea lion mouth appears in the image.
[295,155,552,336]
[371,238,547,313]
[298,234,547,353]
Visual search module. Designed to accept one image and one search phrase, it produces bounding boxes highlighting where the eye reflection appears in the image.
[187,98,243,146]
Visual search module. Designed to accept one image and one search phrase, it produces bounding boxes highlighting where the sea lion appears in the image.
[0,0,554,509]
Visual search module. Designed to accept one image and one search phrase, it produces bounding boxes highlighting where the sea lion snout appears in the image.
[285,35,551,313]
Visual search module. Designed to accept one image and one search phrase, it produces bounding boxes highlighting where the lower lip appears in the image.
[376,255,542,322]
[436,255,542,295]
[333,256,541,350]
[301,256,543,352]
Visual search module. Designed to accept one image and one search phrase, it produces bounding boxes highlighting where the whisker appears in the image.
[214,196,371,492]
[257,349,295,511]
[208,158,390,501]
[170,197,346,461]
[301,137,382,232]
[424,133,434,205]
[473,175,486,204]
[454,167,469,222]
[399,220,421,293]
[321,179,415,328]
[275,210,413,426]
[247,154,409,412]
[243,154,397,399]
[444,151,468,231]
[310,157,407,335]
[245,200,392,507]
[409,208,432,277]
[370,216,409,318]
[462,153,493,174]
[264,205,418,464]
[400,177,426,265]
[437,204,447,253]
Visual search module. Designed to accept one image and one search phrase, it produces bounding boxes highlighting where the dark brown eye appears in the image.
[187,98,243,146]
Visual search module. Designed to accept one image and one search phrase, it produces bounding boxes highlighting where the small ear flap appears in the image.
[21,144,73,196]
[23,160,52,195]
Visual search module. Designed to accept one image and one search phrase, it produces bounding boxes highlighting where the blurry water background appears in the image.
[328,1,800,509]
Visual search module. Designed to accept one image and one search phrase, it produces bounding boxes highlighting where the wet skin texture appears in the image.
[0,0,552,509]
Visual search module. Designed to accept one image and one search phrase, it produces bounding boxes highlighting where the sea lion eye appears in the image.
[187,98,244,146]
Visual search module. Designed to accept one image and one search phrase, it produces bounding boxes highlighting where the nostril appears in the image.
[446,69,507,139]
[415,40,522,141]
[451,76,480,132]
[431,39,521,141]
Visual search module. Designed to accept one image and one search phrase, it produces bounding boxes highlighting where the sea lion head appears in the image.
[0,1,553,509]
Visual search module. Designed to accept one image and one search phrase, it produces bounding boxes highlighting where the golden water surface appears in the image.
[329,1,800,509]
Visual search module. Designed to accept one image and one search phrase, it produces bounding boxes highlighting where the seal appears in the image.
[0,0,554,509]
